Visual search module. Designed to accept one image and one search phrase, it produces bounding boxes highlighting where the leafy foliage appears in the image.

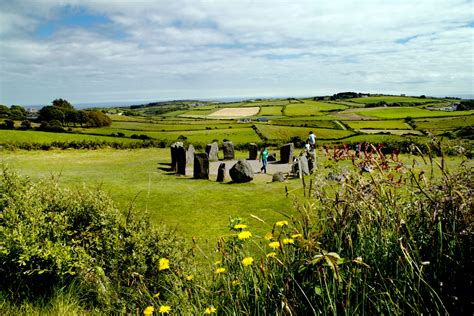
[0,168,192,312]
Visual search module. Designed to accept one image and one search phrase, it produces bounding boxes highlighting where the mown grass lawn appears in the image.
[1,148,299,251]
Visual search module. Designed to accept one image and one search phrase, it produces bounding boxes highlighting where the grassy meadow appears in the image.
[352,106,473,119]
[1,95,473,315]
[0,148,297,250]
[347,95,442,104]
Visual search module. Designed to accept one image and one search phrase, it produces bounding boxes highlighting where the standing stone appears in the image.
[248,143,258,160]
[299,155,309,175]
[170,142,183,171]
[176,146,186,175]
[223,141,235,160]
[216,163,226,182]
[272,172,285,182]
[267,153,277,162]
[206,142,219,161]
[229,159,254,183]
[194,153,209,179]
[186,144,195,165]
[308,157,314,174]
[291,160,300,174]
[280,143,294,163]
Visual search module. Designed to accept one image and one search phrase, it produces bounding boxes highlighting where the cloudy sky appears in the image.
[1,0,473,105]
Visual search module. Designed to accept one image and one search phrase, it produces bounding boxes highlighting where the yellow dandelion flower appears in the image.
[269,241,280,249]
[144,306,154,316]
[186,274,194,281]
[214,260,222,265]
[275,220,288,227]
[153,292,160,298]
[264,232,273,240]
[204,306,217,314]
[232,279,241,286]
[291,233,303,238]
[282,238,295,244]
[238,231,252,240]
[242,256,254,267]
[158,305,171,314]
[159,258,170,271]
[234,224,248,230]
[215,267,226,274]
[266,252,277,258]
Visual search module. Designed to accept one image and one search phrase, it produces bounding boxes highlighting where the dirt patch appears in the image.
[208,107,260,117]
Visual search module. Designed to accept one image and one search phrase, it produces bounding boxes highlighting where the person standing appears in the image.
[308,131,316,149]
[259,146,269,173]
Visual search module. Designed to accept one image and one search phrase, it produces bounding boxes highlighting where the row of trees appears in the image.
[0,99,112,129]
[38,98,111,127]
[0,105,27,120]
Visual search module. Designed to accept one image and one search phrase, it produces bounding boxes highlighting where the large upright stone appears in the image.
[248,143,258,160]
[308,157,314,174]
[280,143,294,163]
[229,159,254,183]
[176,146,186,175]
[193,153,209,179]
[299,155,309,175]
[267,153,277,162]
[186,144,195,165]
[223,141,235,160]
[206,142,219,161]
[170,142,183,171]
[216,163,226,182]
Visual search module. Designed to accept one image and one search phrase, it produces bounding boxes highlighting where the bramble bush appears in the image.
[0,167,194,313]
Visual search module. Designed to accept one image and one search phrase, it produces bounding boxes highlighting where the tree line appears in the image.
[0,98,111,131]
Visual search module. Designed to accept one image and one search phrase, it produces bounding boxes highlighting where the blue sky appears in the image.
[0,0,473,105]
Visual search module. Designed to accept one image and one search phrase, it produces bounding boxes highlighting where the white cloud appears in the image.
[0,0,472,104]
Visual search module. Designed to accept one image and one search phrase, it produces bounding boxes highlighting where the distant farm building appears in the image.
[237,118,252,123]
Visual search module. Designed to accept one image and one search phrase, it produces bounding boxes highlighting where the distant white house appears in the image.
[237,118,252,123]
[427,103,458,112]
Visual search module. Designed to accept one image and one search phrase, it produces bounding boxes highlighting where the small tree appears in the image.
[20,120,32,130]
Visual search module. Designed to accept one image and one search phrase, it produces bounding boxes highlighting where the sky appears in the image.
[0,0,473,106]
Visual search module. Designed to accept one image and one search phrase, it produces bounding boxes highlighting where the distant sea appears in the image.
[24,93,474,110]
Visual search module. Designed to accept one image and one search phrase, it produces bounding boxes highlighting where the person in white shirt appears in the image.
[308,131,316,149]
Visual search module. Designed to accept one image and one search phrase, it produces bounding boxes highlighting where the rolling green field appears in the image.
[284,101,346,116]
[415,116,474,130]
[256,124,354,140]
[0,129,136,144]
[258,106,283,116]
[271,120,339,129]
[345,119,410,129]
[358,129,423,136]
[347,96,442,104]
[353,107,473,119]
[180,108,219,116]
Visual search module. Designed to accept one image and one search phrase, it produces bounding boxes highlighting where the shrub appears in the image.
[0,168,193,313]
